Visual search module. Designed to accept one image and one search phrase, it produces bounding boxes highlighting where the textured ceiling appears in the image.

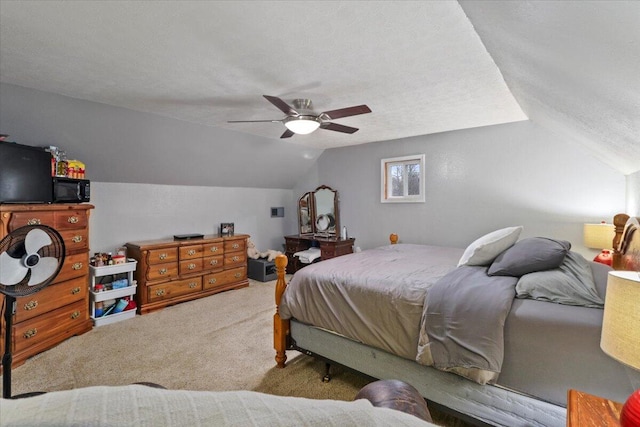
[0,1,638,174]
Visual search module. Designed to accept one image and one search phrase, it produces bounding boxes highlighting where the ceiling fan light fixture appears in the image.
[284,116,321,135]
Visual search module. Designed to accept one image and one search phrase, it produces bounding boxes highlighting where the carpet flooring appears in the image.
[2,279,472,426]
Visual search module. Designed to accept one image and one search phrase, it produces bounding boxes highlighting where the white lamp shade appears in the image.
[583,223,615,249]
[600,271,640,370]
[284,117,320,134]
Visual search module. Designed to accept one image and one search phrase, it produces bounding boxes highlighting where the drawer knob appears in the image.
[210,259,218,266]
[71,287,81,295]
[71,311,80,319]
[156,289,166,296]
[232,256,240,262]
[24,300,38,311]
[159,253,167,260]
[187,249,196,256]
[209,278,217,284]
[158,268,167,275]
[232,243,239,249]
[234,272,241,279]
[188,282,197,289]
[72,235,83,243]
[23,328,38,339]
[188,263,196,270]
[72,262,83,270]
[67,216,79,224]
[27,218,42,225]
[210,247,219,252]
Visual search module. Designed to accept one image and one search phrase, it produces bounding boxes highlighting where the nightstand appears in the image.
[567,389,622,426]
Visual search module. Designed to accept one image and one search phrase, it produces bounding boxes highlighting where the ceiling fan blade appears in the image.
[320,122,359,134]
[264,95,298,115]
[25,228,52,254]
[320,105,371,120]
[280,129,295,139]
[227,120,281,123]
[27,257,59,286]
[0,252,29,286]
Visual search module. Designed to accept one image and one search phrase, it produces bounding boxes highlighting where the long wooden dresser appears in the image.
[0,203,94,371]
[125,234,249,314]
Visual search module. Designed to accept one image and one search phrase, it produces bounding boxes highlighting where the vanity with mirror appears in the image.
[284,185,355,274]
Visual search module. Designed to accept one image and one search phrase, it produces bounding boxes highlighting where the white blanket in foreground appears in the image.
[0,385,435,427]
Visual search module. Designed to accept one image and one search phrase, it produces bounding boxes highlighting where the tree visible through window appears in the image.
[381,154,425,203]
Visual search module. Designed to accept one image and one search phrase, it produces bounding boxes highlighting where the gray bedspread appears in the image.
[416,266,517,384]
[280,244,461,359]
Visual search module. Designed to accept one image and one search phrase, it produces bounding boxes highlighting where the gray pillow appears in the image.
[488,237,571,277]
[515,251,604,308]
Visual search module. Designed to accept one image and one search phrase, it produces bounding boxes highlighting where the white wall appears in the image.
[627,170,640,216]
[316,121,626,257]
[89,182,294,254]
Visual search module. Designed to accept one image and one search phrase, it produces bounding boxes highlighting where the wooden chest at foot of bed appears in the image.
[125,234,249,314]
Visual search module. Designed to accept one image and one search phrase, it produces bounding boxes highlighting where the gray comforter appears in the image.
[416,266,517,384]
[280,244,461,360]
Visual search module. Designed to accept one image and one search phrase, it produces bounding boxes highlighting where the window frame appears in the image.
[380,154,426,203]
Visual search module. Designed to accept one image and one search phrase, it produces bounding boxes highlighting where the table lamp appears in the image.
[584,222,616,265]
[600,271,640,427]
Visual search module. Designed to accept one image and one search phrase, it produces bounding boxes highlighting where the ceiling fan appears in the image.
[228,95,372,138]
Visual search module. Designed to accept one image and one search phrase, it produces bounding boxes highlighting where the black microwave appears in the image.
[53,177,90,203]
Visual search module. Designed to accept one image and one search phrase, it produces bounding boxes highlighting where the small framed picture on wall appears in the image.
[220,223,234,236]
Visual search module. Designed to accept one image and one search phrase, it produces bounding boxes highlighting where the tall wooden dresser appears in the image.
[0,204,94,370]
[125,234,249,314]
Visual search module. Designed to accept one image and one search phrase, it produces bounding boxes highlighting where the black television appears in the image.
[0,141,53,203]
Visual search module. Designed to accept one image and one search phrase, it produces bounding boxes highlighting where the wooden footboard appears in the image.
[274,254,290,368]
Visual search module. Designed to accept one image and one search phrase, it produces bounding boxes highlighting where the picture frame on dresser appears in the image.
[220,223,234,236]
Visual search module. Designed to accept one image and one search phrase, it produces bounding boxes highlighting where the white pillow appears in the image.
[457,226,523,267]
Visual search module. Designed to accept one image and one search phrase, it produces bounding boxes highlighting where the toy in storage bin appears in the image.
[89,259,137,326]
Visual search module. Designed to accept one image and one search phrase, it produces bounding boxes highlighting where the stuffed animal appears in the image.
[246,239,261,259]
[260,249,283,262]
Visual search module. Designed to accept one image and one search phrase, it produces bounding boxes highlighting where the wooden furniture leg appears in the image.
[274,254,290,368]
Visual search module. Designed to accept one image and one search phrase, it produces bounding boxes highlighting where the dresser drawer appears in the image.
[52,252,88,284]
[145,261,178,282]
[146,248,178,265]
[180,244,203,260]
[204,241,223,256]
[147,277,202,302]
[179,258,203,275]
[13,299,87,353]
[54,210,88,230]
[203,255,224,271]
[14,276,86,323]
[224,252,246,268]
[203,266,247,290]
[59,228,89,254]
[7,212,56,231]
[224,239,245,253]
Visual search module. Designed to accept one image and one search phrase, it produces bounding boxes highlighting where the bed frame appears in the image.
[273,214,640,427]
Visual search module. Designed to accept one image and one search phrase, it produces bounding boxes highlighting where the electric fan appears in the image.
[0,225,65,398]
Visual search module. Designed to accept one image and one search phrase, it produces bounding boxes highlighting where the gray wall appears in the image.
[0,83,323,189]
[315,121,626,256]
[89,182,294,254]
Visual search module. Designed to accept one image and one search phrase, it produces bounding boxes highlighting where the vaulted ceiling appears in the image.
[1,1,638,175]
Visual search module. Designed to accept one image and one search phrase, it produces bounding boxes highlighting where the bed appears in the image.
[0,380,435,426]
[273,213,640,427]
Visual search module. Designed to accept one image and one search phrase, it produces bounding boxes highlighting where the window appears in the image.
[381,154,425,203]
